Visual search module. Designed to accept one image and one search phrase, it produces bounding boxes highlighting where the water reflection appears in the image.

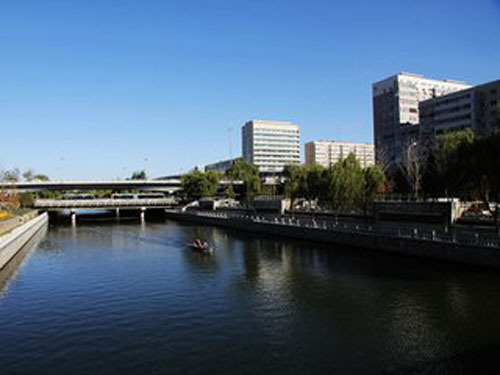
[1,221,500,374]
[0,224,48,297]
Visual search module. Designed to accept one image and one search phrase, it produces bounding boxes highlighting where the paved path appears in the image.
[0,212,37,237]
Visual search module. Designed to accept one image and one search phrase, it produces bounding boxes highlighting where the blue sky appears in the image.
[1,0,499,179]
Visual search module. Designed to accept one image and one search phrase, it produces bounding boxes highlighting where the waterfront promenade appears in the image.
[165,210,500,269]
[0,212,48,270]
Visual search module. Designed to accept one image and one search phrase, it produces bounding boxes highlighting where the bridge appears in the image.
[34,198,178,209]
[2,179,243,192]
[35,197,179,222]
[2,180,182,192]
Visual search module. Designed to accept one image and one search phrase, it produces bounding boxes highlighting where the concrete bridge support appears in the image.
[70,210,76,226]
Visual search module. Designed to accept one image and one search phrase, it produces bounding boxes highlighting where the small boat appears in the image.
[190,240,213,253]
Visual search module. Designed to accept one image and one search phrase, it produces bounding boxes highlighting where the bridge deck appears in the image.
[34,198,177,209]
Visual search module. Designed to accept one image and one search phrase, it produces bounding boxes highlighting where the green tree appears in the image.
[304,164,326,209]
[453,133,500,234]
[22,169,35,181]
[33,174,50,181]
[1,168,20,182]
[361,165,386,218]
[327,153,364,213]
[227,160,261,205]
[224,183,236,199]
[426,129,475,196]
[17,192,35,208]
[181,169,221,201]
[130,170,147,180]
[283,164,306,211]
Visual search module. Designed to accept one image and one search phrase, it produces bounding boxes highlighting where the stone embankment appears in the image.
[165,210,500,270]
[0,212,48,270]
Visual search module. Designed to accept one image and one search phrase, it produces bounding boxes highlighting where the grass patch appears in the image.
[0,211,14,221]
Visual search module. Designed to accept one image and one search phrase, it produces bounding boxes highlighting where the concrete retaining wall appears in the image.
[165,211,500,270]
[0,213,48,270]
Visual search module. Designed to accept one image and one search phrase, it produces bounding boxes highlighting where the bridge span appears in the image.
[34,198,178,210]
[3,179,243,192]
[35,198,178,222]
[3,180,182,192]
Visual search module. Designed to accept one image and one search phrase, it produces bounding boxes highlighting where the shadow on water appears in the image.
[0,223,48,297]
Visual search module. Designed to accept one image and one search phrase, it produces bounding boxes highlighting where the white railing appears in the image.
[193,211,500,249]
[34,198,177,208]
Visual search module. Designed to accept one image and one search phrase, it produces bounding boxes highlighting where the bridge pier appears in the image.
[115,208,120,218]
[140,207,146,222]
[70,210,76,226]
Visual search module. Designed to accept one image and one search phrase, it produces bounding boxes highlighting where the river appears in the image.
[1,219,500,374]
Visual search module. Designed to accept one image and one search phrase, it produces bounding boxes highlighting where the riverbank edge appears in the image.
[0,213,48,270]
[165,210,500,270]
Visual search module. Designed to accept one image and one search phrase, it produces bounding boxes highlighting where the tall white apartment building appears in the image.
[242,120,300,173]
[305,141,375,168]
[372,72,470,168]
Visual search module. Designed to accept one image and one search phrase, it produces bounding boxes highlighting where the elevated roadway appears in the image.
[2,180,181,192]
[3,179,243,192]
[34,198,178,210]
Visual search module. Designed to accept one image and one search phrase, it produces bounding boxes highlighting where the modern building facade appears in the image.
[204,157,242,174]
[419,79,500,137]
[305,141,375,168]
[242,120,300,173]
[372,72,470,168]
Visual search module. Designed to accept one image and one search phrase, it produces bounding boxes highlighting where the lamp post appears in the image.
[407,141,419,200]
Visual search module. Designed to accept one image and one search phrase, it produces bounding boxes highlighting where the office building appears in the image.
[305,141,375,168]
[419,79,500,136]
[372,72,470,167]
[204,157,242,174]
[242,120,300,173]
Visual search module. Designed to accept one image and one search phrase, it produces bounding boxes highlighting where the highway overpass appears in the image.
[2,179,243,192]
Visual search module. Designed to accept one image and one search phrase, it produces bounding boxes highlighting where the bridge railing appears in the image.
[34,198,177,208]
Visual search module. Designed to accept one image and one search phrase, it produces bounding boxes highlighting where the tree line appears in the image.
[419,130,500,232]
[181,159,261,204]
[283,155,386,215]
[181,156,387,215]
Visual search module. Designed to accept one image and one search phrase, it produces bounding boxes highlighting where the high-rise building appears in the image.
[242,120,300,173]
[305,141,375,168]
[419,79,500,137]
[372,72,470,168]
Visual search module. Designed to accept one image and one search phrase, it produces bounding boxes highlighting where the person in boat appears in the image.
[193,238,204,250]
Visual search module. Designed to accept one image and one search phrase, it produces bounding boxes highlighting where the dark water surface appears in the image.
[1,220,500,374]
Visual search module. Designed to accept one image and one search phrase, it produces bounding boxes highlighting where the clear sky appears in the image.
[1,0,499,179]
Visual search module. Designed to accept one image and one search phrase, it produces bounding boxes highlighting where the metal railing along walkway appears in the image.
[194,211,500,249]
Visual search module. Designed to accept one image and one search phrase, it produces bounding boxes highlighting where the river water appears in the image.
[1,219,500,374]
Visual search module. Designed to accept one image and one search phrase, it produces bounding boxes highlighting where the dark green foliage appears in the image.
[17,192,35,208]
[227,160,261,203]
[130,170,147,180]
[181,170,222,200]
[304,164,327,204]
[283,164,306,210]
[361,165,386,217]
[1,168,20,182]
[327,154,364,212]
[282,154,387,215]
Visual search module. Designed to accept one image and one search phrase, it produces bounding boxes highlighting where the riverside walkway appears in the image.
[166,210,500,269]
[199,211,500,249]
